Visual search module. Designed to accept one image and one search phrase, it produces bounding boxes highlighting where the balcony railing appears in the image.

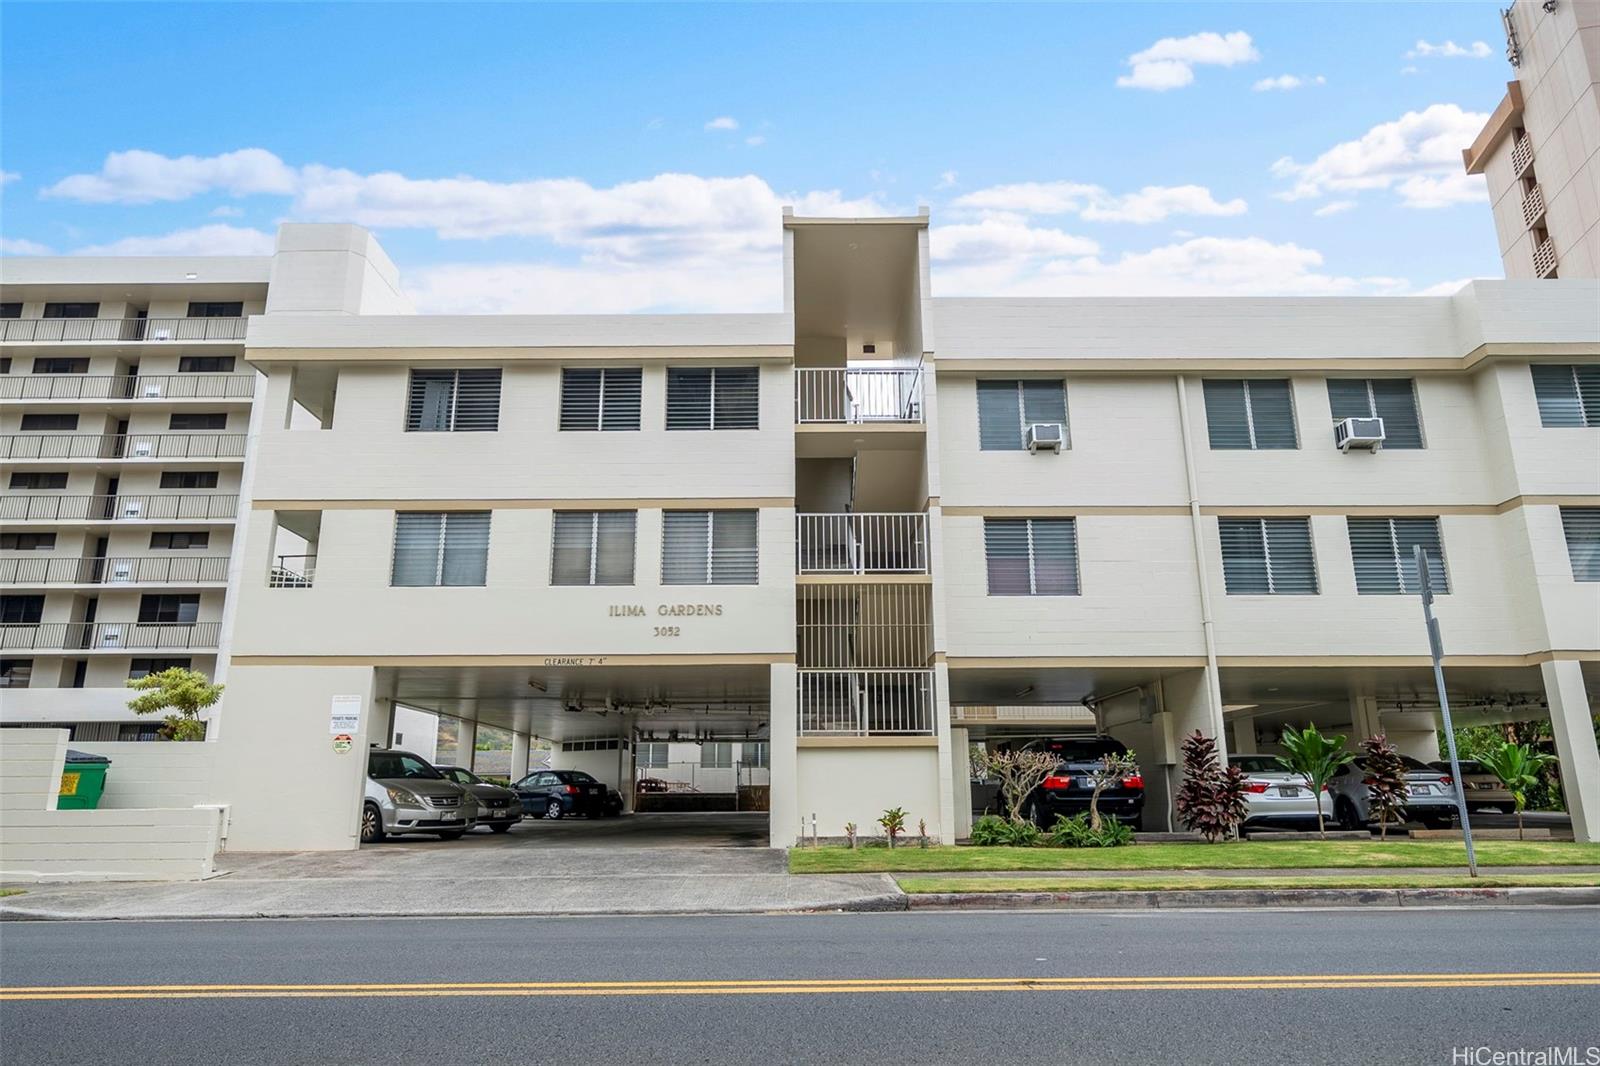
[0,621,221,651]
[0,555,230,586]
[0,317,246,343]
[1511,135,1534,176]
[268,554,317,588]
[1533,237,1558,278]
[0,433,247,460]
[0,374,254,401]
[1521,185,1546,228]
[796,513,928,574]
[797,668,936,736]
[1,493,238,522]
[795,368,923,424]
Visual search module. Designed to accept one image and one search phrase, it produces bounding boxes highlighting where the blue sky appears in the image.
[0,2,1515,312]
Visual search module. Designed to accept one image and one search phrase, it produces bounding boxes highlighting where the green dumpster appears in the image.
[58,749,111,810]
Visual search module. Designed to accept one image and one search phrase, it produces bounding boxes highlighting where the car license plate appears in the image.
[1410,785,1429,796]
[1279,787,1300,797]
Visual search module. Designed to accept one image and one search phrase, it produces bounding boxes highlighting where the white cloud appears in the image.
[1271,103,1489,208]
[1313,200,1357,217]
[1407,40,1492,59]
[952,181,1246,223]
[745,135,765,147]
[404,258,779,315]
[704,116,739,131]
[1252,74,1325,92]
[1117,31,1259,91]
[209,205,245,218]
[1,237,53,255]
[42,148,297,204]
[936,170,959,189]
[1400,65,1421,75]
[1416,278,1476,296]
[1,171,19,185]
[72,224,276,257]
[931,218,1099,263]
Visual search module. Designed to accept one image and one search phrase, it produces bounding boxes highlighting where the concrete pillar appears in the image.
[370,699,395,750]
[511,732,531,781]
[457,719,477,772]
[951,726,972,840]
[1230,716,1258,754]
[1542,660,1600,843]
[1349,695,1381,743]
[933,662,955,844]
[768,662,798,847]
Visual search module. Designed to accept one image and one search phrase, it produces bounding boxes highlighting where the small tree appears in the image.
[1360,733,1408,840]
[125,667,222,741]
[970,747,1059,824]
[878,807,907,848]
[844,822,858,850]
[1174,731,1248,842]
[1277,724,1355,838]
[1085,750,1140,832]
[1476,742,1555,840]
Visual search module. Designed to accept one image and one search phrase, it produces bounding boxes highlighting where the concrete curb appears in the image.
[906,886,1600,910]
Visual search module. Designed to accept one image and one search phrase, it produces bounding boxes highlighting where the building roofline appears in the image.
[1462,81,1525,175]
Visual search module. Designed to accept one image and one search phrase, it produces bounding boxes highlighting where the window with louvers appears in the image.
[666,367,759,430]
[662,510,758,584]
[1560,508,1600,581]
[1531,365,1600,428]
[1219,518,1319,594]
[977,379,1069,450]
[391,512,491,587]
[983,517,1080,595]
[1327,379,1423,448]
[1202,379,1298,449]
[551,511,637,586]
[559,368,642,431]
[405,369,502,432]
[1347,516,1448,594]
[636,742,668,768]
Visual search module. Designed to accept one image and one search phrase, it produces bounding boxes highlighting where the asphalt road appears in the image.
[3,908,1598,1065]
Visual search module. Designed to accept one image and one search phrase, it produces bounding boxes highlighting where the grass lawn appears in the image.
[897,872,1600,894]
[0,888,24,898]
[788,839,1600,874]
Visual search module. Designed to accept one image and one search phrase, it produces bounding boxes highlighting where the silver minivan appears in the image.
[361,749,478,843]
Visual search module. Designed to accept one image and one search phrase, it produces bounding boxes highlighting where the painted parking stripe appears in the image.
[4,973,1598,1001]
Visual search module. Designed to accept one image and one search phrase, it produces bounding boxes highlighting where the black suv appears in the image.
[1015,736,1145,830]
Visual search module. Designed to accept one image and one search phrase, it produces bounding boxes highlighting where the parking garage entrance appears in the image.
[369,660,775,849]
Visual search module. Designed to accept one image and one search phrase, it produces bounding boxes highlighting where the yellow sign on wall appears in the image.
[59,771,81,797]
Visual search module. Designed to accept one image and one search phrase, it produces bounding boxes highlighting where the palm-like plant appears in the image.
[1276,724,1356,838]
[1475,742,1555,840]
[1360,734,1408,840]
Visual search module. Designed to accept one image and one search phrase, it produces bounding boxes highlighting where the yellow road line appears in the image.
[4,973,1598,1001]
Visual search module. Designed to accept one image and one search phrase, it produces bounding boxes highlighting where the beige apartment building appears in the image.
[9,216,1595,855]
[1464,0,1600,278]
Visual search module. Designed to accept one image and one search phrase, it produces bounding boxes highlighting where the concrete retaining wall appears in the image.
[70,742,217,810]
[1,807,223,882]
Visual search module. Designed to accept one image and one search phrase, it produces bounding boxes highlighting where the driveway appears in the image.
[387,811,770,850]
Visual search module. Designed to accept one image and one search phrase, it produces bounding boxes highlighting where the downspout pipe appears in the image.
[1174,375,1227,744]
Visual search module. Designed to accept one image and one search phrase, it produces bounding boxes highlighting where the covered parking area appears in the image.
[948,658,1600,839]
[370,660,775,848]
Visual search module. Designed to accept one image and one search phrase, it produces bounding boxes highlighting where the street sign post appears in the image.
[1414,544,1478,878]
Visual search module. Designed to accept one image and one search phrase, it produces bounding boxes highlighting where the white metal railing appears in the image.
[268,555,317,588]
[0,555,230,585]
[796,513,928,574]
[0,318,246,343]
[1533,237,1558,278]
[0,433,247,460]
[795,368,923,424]
[1,494,237,522]
[0,621,221,651]
[0,374,254,400]
[797,668,936,736]
[1521,185,1546,228]
[1511,135,1534,176]
[634,761,771,794]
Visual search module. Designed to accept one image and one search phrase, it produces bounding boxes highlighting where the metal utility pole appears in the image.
[1414,544,1478,878]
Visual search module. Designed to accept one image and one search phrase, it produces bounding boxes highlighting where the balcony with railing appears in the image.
[268,554,317,588]
[796,581,935,736]
[0,555,230,586]
[1533,236,1558,278]
[1521,184,1546,228]
[796,669,936,736]
[796,513,928,574]
[1,493,238,522]
[0,621,221,651]
[0,433,247,461]
[0,317,246,344]
[0,374,255,401]
[795,367,923,424]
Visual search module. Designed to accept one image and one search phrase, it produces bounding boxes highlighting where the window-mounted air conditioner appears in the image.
[1025,422,1065,453]
[1334,417,1386,452]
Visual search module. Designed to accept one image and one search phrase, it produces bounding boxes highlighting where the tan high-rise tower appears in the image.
[1463,0,1600,278]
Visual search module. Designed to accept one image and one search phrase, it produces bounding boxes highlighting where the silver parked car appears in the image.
[362,749,478,843]
[1228,754,1334,830]
[437,766,523,833]
[1327,754,1460,831]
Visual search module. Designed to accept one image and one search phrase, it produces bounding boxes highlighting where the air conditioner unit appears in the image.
[120,500,143,518]
[1025,422,1065,453]
[1334,416,1386,452]
[99,626,124,648]
[142,382,163,398]
[131,440,153,456]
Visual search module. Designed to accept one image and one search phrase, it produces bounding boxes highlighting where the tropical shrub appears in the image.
[1477,742,1555,840]
[1049,813,1133,848]
[1174,731,1249,842]
[1360,734,1409,839]
[125,667,222,742]
[968,814,1042,847]
[879,806,907,848]
[970,747,1060,824]
[1276,724,1356,839]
